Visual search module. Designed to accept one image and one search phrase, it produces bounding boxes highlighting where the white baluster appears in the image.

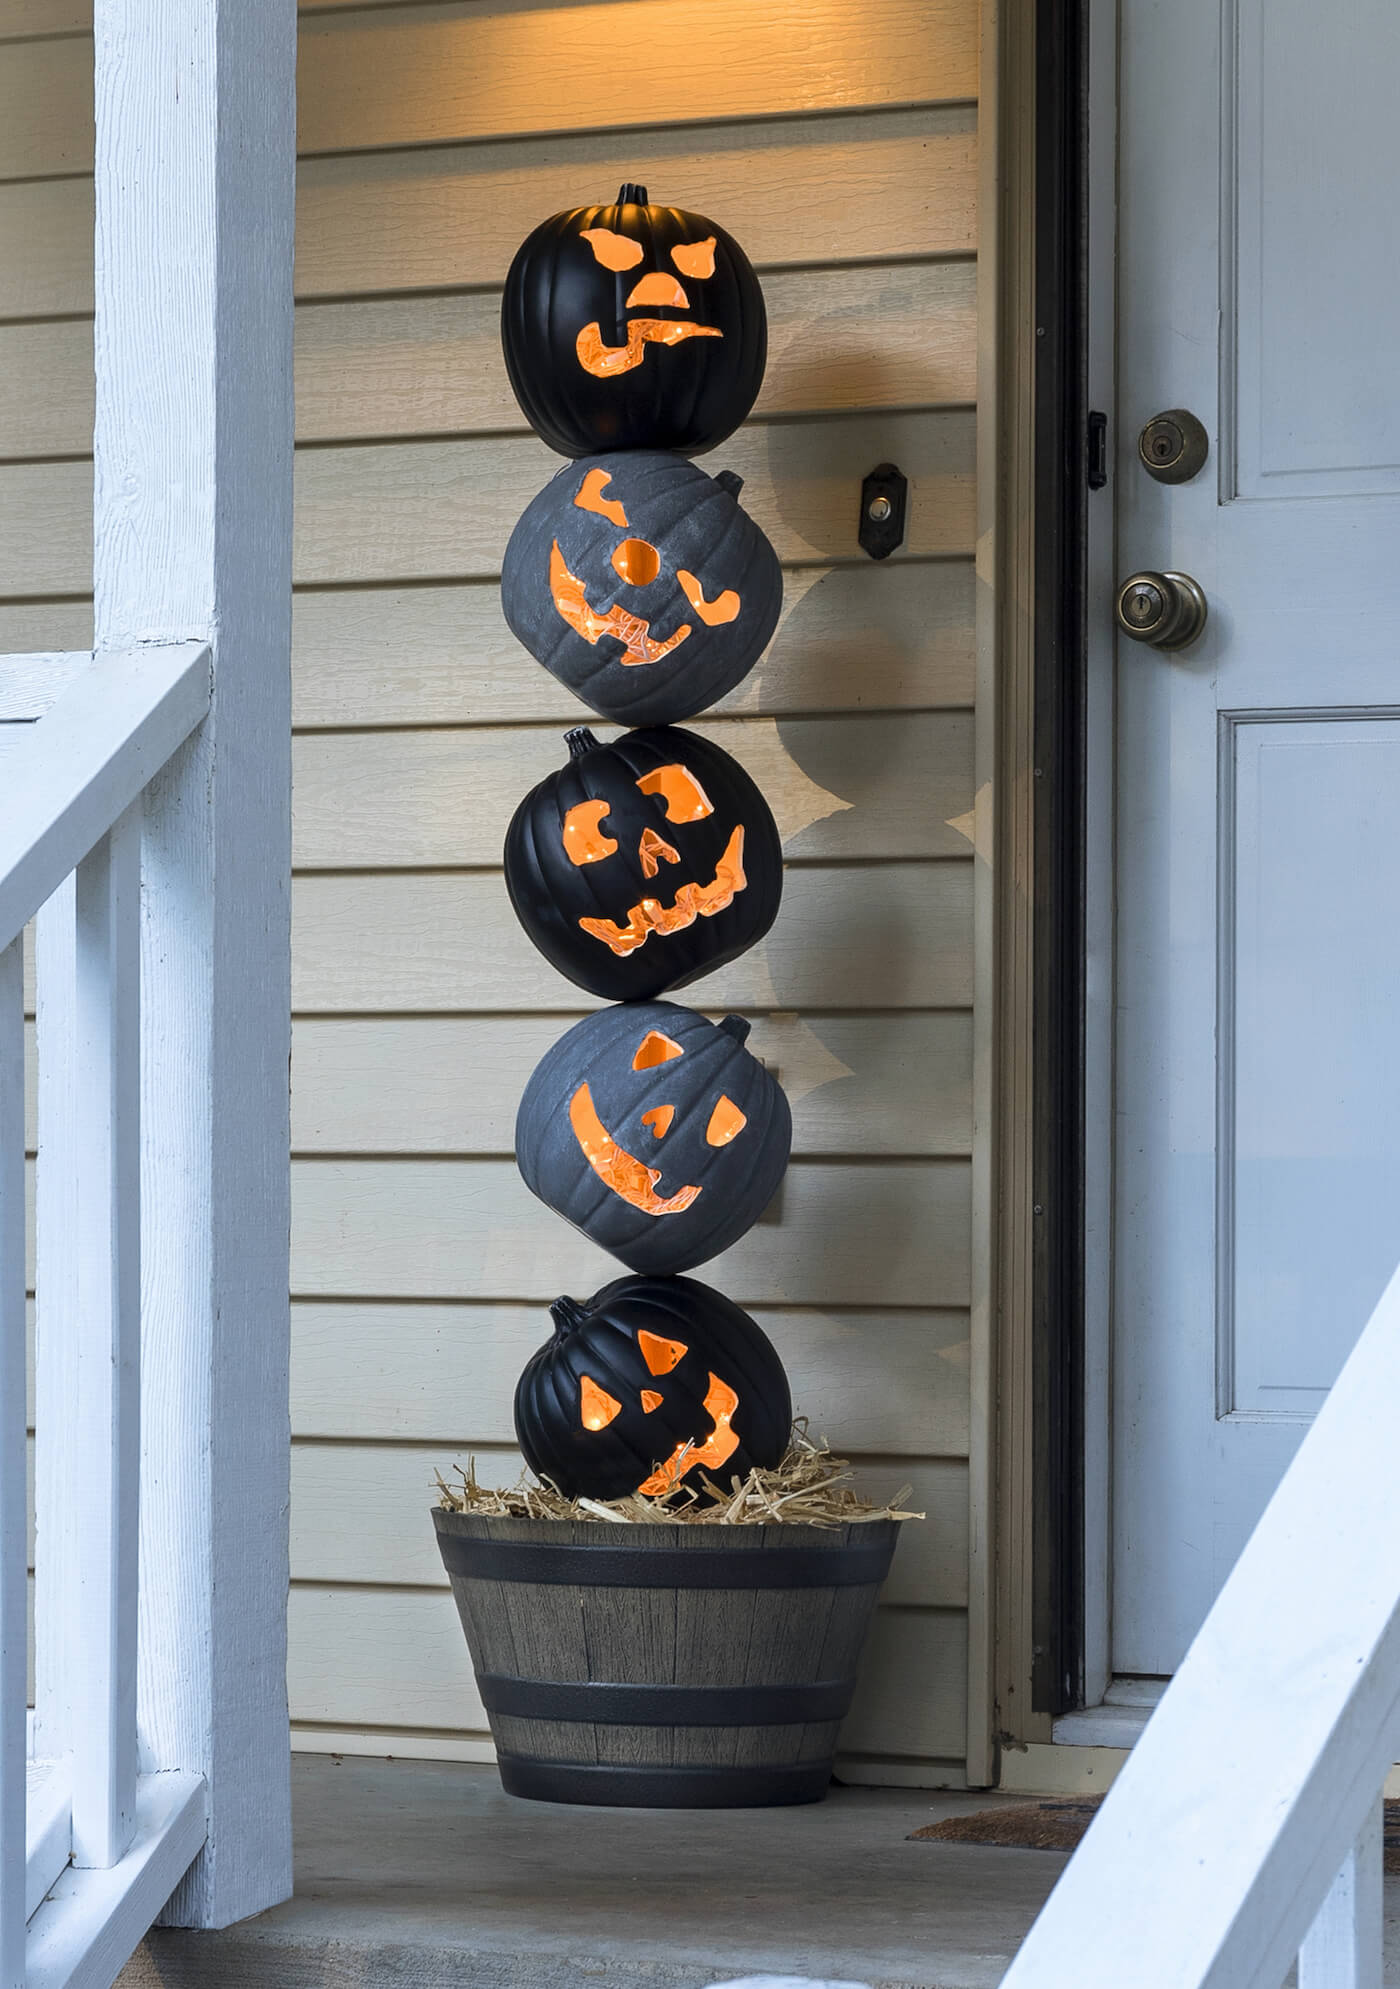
[1298,1793,1383,1989]
[0,935,26,1988]
[69,811,141,1870]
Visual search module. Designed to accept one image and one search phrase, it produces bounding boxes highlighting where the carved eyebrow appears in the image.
[581,226,644,271]
[574,467,628,527]
[671,237,717,279]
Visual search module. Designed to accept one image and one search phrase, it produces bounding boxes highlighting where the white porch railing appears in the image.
[1004,1263,1400,1988]
[1,645,213,1987]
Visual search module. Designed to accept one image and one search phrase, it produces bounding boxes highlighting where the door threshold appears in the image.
[1051,1675,1168,1749]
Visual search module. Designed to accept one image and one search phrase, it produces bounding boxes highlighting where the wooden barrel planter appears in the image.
[433,1509,900,1808]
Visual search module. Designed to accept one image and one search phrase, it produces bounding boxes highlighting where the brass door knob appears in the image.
[1115,570,1208,650]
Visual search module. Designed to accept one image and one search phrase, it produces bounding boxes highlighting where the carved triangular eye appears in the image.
[580,1374,622,1430]
[638,1330,687,1376]
[705,1095,748,1147]
[633,1030,684,1070]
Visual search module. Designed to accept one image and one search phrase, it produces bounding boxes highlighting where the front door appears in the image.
[1112,0,1400,1672]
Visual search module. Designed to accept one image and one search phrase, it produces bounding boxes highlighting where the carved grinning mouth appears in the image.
[550,542,691,668]
[575,319,722,379]
[578,826,746,957]
[568,1080,701,1217]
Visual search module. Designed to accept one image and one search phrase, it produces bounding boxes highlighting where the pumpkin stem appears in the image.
[549,1296,591,1340]
[714,470,745,501]
[616,183,649,207]
[717,1015,752,1046]
[564,726,601,760]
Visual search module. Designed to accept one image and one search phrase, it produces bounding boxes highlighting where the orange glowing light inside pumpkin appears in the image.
[567,1082,701,1216]
[611,537,661,587]
[578,825,747,957]
[633,1030,684,1070]
[625,272,689,310]
[638,1330,688,1375]
[640,1389,664,1414]
[705,1094,748,1147]
[671,237,717,279]
[580,226,643,271]
[636,763,714,823]
[638,825,680,878]
[640,1104,675,1139]
[561,797,618,866]
[639,1372,741,1494]
[576,318,722,379]
[678,569,741,627]
[574,467,628,527]
[579,1374,623,1431]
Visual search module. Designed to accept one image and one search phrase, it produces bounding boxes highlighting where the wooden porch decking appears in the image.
[116,1755,1066,1989]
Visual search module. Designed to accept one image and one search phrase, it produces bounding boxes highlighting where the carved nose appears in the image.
[625,273,689,310]
[611,538,661,586]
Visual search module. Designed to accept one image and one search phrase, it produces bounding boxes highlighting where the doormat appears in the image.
[911,1798,1400,1869]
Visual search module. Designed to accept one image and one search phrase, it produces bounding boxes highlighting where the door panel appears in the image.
[1231,0,1400,497]
[1112,0,1400,1671]
[1228,719,1400,1417]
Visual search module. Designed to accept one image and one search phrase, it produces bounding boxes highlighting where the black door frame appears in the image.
[1030,0,1090,1718]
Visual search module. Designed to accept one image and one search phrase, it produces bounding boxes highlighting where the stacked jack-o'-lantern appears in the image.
[498,186,795,1501]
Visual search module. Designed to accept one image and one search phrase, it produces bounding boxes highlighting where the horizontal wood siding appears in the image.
[9,0,979,1777]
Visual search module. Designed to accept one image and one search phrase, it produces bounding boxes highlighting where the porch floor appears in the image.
[119,1754,1068,1989]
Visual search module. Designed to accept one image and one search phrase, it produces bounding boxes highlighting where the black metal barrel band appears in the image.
[497,1755,833,1808]
[436,1534,896,1590]
[478,1674,855,1726]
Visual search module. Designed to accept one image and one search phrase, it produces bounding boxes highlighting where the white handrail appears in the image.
[1003,1262,1400,1987]
[0,938,24,1989]
[0,644,210,956]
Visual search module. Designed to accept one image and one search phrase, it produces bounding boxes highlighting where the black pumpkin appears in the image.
[515,1001,791,1275]
[515,1273,792,1501]
[502,183,766,458]
[502,452,782,727]
[505,725,782,1002]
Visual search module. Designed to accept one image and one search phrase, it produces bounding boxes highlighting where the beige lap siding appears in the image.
[3,0,979,1782]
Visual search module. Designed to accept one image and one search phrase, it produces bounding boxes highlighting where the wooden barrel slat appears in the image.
[433,1509,899,1807]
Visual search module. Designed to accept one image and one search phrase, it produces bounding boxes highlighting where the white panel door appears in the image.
[1113,0,1400,1671]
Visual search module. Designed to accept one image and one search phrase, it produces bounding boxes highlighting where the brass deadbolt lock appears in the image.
[1138,408,1209,484]
[1115,570,1209,650]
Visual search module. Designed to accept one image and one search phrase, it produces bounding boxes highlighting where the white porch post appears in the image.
[91,0,296,1928]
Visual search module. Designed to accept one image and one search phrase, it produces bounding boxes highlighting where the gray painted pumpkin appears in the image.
[501,451,782,727]
[515,1002,791,1275]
